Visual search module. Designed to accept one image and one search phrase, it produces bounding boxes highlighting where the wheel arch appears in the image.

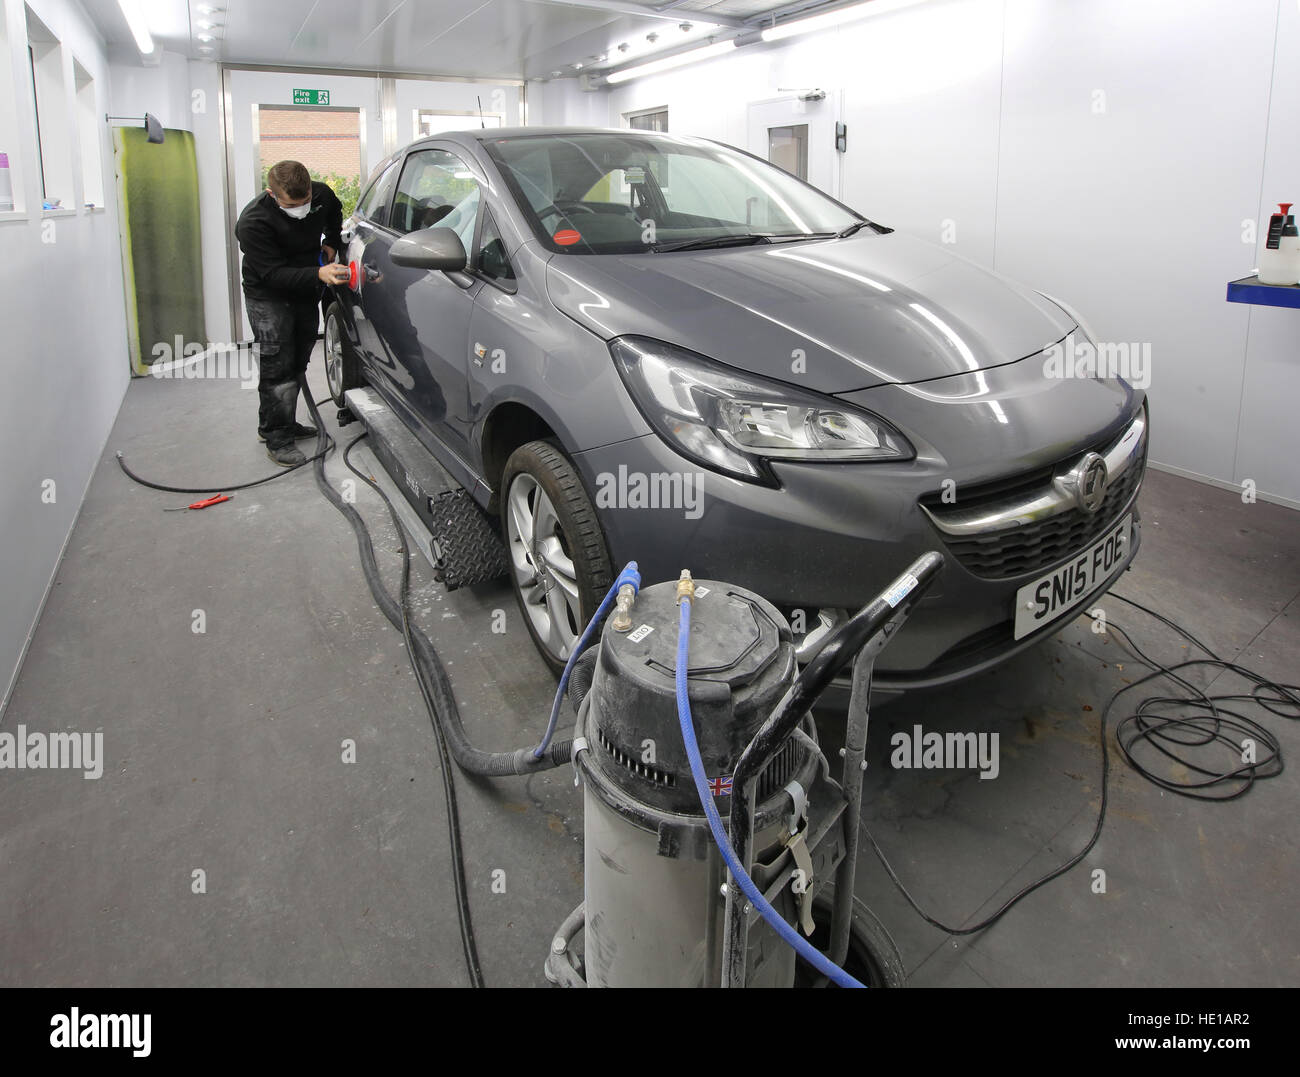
[478,399,563,514]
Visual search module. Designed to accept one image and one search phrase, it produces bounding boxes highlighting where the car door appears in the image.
[362,144,485,461]
[344,155,401,382]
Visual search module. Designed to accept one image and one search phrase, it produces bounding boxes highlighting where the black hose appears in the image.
[114,392,338,494]
[116,437,334,495]
[301,398,483,987]
[328,427,572,774]
[568,649,599,713]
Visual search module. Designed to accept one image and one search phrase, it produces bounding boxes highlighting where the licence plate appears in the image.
[1013,514,1132,640]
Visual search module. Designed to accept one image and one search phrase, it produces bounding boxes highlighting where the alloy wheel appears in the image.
[505,473,583,663]
[324,313,344,402]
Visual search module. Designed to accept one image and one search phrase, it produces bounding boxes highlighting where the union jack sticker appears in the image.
[707,774,733,797]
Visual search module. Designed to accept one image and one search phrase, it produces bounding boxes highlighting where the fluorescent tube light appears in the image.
[605,40,736,84]
[117,0,155,55]
[761,0,929,43]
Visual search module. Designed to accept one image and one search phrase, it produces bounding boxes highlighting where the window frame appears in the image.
[469,205,517,294]
[389,145,482,239]
[355,155,402,230]
[624,106,669,133]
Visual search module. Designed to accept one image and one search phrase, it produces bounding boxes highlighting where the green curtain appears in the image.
[115,127,205,373]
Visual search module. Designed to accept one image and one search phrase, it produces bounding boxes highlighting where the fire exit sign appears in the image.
[292,89,330,105]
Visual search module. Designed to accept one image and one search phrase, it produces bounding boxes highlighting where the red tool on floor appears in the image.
[164,494,232,512]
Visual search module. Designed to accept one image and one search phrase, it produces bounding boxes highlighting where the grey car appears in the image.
[323,126,1146,690]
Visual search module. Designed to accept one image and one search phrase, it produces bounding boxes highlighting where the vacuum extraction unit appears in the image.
[546,552,943,988]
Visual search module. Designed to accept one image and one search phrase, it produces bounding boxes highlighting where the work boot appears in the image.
[258,423,318,442]
[266,444,308,467]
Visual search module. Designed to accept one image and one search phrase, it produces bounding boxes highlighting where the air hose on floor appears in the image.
[332,427,484,986]
[114,396,337,494]
[300,387,576,777]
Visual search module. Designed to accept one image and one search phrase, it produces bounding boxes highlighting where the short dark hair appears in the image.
[267,161,311,200]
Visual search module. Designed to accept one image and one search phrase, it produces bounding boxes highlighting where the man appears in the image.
[235,161,350,466]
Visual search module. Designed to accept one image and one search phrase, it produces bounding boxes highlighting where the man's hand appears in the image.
[322,245,336,262]
[318,263,349,285]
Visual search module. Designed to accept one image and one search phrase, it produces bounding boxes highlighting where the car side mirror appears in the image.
[390,226,467,272]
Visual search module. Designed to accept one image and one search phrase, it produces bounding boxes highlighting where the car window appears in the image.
[356,159,400,226]
[476,210,515,284]
[483,132,862,254]
[391,148,481,248]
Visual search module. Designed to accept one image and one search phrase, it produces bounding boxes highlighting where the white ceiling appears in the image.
[82,0,810,81]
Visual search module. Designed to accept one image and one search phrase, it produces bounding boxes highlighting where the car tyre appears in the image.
[501,440,613,675]
[323,302,364,407]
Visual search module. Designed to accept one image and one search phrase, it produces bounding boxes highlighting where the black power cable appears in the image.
[1106,593,1296,799]
[116,438,334,494]
[864,590,1299,936]
[114,396,339,495]
[337,430,485,988]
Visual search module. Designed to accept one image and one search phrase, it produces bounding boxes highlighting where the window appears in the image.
[391,148,480,252]
[415,110,502,138]
[626,107,668,132]
[356,157,400,225]
[768,124,808,182]
[25,6,72,210]
[256,105,363,218]
[476,211,514,285]
[73,60,103,208]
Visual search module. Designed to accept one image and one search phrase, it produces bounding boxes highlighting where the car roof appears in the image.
[407,125,688,150]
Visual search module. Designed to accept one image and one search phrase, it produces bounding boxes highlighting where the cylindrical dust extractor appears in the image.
[573,577,819,988]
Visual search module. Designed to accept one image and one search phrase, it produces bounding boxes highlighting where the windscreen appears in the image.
[481,132,862,254]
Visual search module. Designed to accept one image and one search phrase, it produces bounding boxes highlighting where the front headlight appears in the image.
[610,336,913,483]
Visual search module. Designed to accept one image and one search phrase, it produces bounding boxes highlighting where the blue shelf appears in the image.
[1226,275,1300,309]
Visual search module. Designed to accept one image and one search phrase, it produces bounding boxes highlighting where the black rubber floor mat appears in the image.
[431,488,509,590]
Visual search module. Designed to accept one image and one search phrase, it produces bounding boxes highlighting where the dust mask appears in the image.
[280,201,311,220]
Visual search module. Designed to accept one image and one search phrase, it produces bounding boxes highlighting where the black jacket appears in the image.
[235,180,343,300]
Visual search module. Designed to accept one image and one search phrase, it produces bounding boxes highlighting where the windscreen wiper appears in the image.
[652,232,836,253]
[652,233,773,253]
[836,220,870,238]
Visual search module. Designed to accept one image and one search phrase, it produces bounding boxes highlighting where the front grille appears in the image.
[930,439,1146,581]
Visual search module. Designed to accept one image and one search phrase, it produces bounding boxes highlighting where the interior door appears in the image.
[747,94,841,200]
[362,144,484,460]
[227,69,381,340]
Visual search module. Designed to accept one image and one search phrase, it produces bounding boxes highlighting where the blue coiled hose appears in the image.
[533,561,641,759]
[674,597,865,989]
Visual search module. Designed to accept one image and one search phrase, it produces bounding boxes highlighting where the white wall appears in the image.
[561,0,1300,508]
[0,0,131,709]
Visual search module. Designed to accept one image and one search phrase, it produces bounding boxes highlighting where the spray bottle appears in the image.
[1258,202,1300,286]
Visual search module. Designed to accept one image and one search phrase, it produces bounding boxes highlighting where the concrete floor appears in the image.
[1,352,1296,987]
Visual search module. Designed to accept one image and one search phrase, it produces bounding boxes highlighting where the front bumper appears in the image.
[573,413,1146,690]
